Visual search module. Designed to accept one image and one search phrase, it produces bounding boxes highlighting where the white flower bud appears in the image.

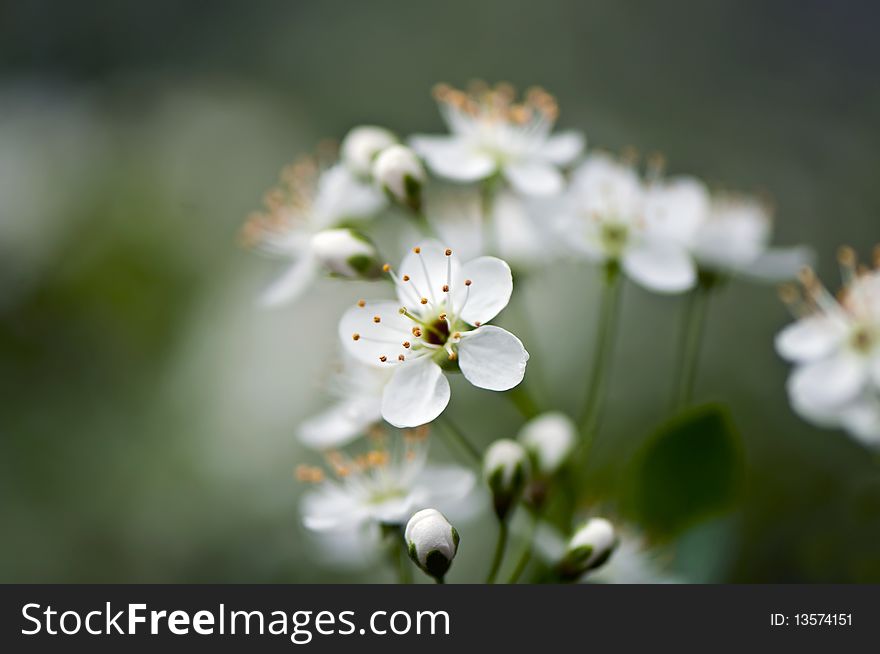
[310,228,381,279]
[372,145,426,212]
[559,518,617,580]
[518,411,576,476]
[483,439,530,520]
[404,508,459,581]
[340,125,397,177]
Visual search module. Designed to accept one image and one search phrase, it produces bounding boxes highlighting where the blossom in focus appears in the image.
[340,125,398,178]
[553,153,697,293]
[410,82,584,196]
[298,432,475,565]
[339,240,529,428]
[241,155,386,306]
[405,508,460,581]
[297,357,392,450]
[775,248,880,447]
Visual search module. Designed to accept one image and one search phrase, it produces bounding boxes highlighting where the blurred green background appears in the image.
[2,0,879,582]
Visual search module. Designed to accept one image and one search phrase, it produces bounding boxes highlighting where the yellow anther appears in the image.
[413,246,421,254]
[352,333,360,341]
[420,297,428,304]
[402,341,411,348]
[357,299,366,308]
[439,313,447,320]
[464,279,472,286]
[448,352,458,361]
[398,354,405,361]
[382,263,391,272]
[379,355,387,362]
[442,284,449,292]
[373,315,381,323]
[445,248,452,256]
[402,274,410,282]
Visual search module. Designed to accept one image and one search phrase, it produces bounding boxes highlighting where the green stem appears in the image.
[435,576,445,584]
[437,415,482,466]
[507,385,540,419]
[485,519,509,584]
[578,262,623,441]
[507,510,539,584]
[671,278,713,411]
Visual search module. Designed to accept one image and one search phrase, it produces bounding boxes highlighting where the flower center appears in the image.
[424,317,451,346]
[850,325,876,354]
[600,221,629,258]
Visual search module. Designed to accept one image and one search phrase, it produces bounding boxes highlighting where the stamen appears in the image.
[402,341,411,348]
[382,263,391,272]
[379,355,387,363]
[420,297,428,304]
[357,299,366,308]
[415,248,438,305]
[442,284,449,292]
[373,316,381,323]
[413,247,421,254]
[352,333,360,341]
[398,354,405,361]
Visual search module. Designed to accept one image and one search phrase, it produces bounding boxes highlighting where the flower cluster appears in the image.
[239,80,864,584]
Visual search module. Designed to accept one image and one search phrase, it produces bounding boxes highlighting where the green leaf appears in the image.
[625,403,745,537]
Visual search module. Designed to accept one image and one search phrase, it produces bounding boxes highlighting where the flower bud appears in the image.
[518,411,576,476]
[340,125,398,177]
[482,439,530,520]
[558,518,617,580]
[372,145,426,212]
[310,228,381,279]
[405,508,459,581]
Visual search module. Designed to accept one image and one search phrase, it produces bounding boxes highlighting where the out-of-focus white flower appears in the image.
[297,358,392,450]
[339,240,529,428]
[692,194,812,282]
[558,517,617,580]
[299,434,475,564]
[553,153,696,293]
[517,411,576,476]
[410,82,584,197]
[776,250,880,447]
[341,125,398,177]
[483,439,530,519]
[642,167,811,284]
[309,228,381,278]
[372,145,426,211]
[242,156,385,306]
[405,508,460,581]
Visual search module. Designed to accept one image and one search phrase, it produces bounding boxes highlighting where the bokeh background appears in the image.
[2,0,879,583]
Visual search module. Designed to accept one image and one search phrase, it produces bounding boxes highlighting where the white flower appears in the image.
[405,508,459,580]
[339,240,529,428]
[372,144,426,209]
[776,252,880,447]
[559,517,617,579]
[641,171,811,284]
[692,193,812,282]
[297,358,392,450]
[410,82,584,196]
[483,439,530,519]
[517,411,576,475]
[242,156,385,307]
[554,153,696,293]
[299,435,475,563]
[341,125,397,177]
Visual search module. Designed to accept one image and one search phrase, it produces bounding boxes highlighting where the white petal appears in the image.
[409,135,496,181]
[297,397,382,450]
[452,256,513,325]
[396,239,460,308]
[536,131,585,166]
[381,357,451,428]
[416,466,477,508]
[643,176,709,245]
[774,316,845,363]
[839,398,880,447]
[259,256,316,307]
[504,160,565,196]
[339,300,412,366]
[457,325,529,391]
[787,354,868,411]
[312,164,385,226]
[622,241,696,293]
[738,246,815,282]
[300,485,364,532]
